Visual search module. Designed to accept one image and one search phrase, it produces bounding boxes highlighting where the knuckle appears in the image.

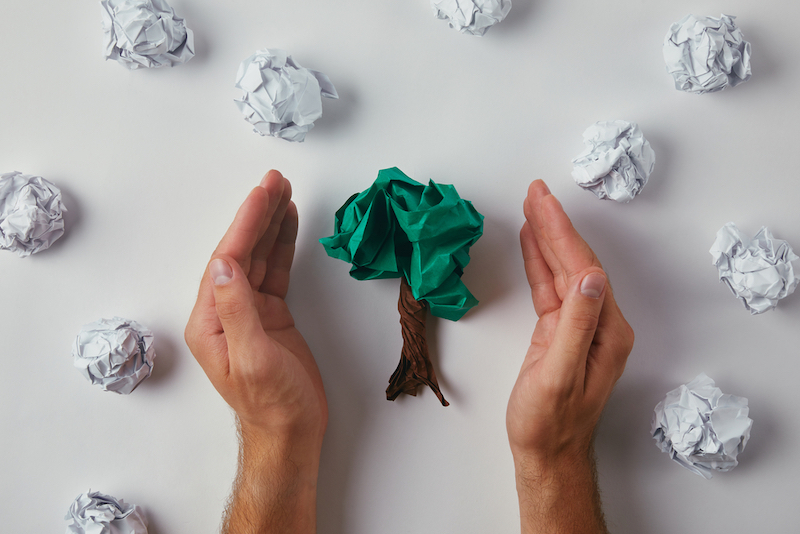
[184,324,196,350]
[620,321,635,354]
[215,297,247,324]
[569,309,601,334]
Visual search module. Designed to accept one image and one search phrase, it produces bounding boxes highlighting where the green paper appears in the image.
[320,167,484,321]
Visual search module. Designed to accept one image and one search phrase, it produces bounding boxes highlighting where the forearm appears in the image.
[222,422,320,534]
[514,446,608,534]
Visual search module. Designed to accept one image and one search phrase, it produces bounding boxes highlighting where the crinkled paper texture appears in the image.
[320,167,484,321]
[234,49,338,142]
[432,0,512,36]
[0,171,66,257]
[663,14,751,94]
[710,222,799,314]
[571,121,655,203]
[73,317,156,394]
[652,373,752,479]
[101,0,195,69]
[65,490,148,534]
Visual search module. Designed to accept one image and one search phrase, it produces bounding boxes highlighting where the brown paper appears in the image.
[386,277,449,406]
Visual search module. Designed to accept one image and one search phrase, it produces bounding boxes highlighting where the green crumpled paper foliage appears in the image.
[320,167,484,321]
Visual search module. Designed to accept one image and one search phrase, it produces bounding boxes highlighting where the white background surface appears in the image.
[2,1,799,532]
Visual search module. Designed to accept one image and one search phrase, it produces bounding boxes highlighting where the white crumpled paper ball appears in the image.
[663,14,751,94]
[101,0,195,69]
[652,373,753,479]
[710,222,799,314]
[0,171,66,257]
[234,49,338,143]
[571,120,655,203]
[72,317,156,394]
[65,490,148,534]
[431,0,512,36]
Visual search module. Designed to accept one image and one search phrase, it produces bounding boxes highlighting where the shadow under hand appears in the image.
[290,201,375,534]
[594,378,664,534]
[461,214,518,313]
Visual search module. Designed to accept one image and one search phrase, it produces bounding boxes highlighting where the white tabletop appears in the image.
[2,1,798,532]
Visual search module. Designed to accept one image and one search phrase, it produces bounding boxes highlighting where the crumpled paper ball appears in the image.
[663,14,751,94]
[65,490,148,534]
[0,171,66,257]
[101,0,195,70]
[234,49,338,142]
[652,373,753,479]
[431,0,512,36]
[710,222,799,314]
[72,317,156,394]
[571,120,655,203]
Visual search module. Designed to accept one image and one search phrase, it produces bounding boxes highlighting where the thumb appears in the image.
[209,255,264,351]
[548,269,607,377]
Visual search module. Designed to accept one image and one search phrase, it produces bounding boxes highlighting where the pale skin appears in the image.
[185,170,327,533]
[185,172,633,534]
[508,179,634,533]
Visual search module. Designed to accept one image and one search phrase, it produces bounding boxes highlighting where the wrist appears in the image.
[223,420,321,534]
[512,446,608,534]
[238,419,323,484]
[513,446,594,487]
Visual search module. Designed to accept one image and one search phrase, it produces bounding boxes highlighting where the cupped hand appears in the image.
[507,180,633,464]
[185,170,327,459]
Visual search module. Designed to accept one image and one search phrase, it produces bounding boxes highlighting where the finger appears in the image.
[543,268,607,387]
[185,282,226,375]
[214,185,273,274]
[260,201,299,298]
[524,180,567,295]
[249,175,292,289]
[190,183,272,341]
[208,254,269,357]
[520,221,561,316]
[587,290,634,387]
[539,194,600,286]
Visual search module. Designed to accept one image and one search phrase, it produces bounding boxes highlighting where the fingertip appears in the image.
[540,194,572,233]
[261,169,284,187]
[285,199,298,221]
[209,257,233,286]
[540,192,562,214]
[579,271,606,299]
[278,201,299,243]
[519,221,535,251]
[244,184,270,210]
[531,179,551,194]
[527,179,551,202]
[283,176,293,199]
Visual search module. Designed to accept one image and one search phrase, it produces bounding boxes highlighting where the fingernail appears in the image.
[210,258,233,286]
[580,272,606,299]
[541,181,551,194]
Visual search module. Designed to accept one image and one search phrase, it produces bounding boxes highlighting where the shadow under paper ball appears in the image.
[635,127,675,204]
[171,0,213,67]
[496,0,539,34]
[312,80,359,142]
[723,390,777,477]
[142,328,180,387]
[38,179,81,256]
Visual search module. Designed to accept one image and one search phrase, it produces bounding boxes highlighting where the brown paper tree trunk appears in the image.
[386,277,449,406]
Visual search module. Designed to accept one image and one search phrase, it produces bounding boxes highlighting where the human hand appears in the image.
[185,170,327,464]
[507,180,633,467]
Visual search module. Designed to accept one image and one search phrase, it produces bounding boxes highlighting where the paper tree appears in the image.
[321,168,484,406]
